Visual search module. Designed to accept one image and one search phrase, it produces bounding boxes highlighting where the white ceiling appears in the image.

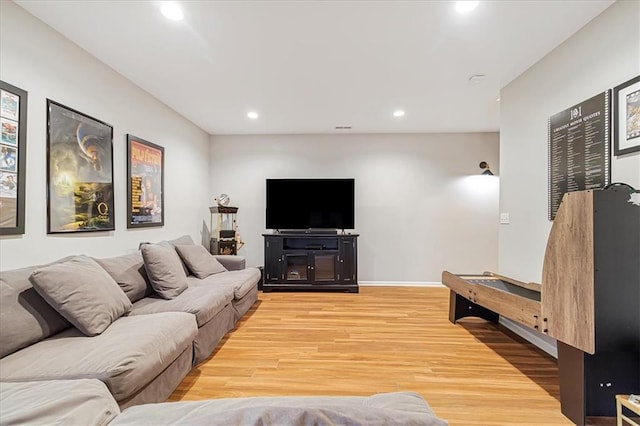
[16,0,614,135]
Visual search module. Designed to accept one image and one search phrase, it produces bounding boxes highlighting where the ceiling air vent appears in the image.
[468,74,486,84]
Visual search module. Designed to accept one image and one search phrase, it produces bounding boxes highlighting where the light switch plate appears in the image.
[500,213,510,224]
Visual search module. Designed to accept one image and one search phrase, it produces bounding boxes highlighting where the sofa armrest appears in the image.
[213,255,246,271]
[0,379,120,426]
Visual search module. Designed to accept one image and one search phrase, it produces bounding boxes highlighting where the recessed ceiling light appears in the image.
[456,1,479,14]
[393,110,406,118]
[247,111,259,120]
[161,2,184,21]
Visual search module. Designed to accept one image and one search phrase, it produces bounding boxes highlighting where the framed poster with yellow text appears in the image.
[127,134,164,228]
[46,100,114,233]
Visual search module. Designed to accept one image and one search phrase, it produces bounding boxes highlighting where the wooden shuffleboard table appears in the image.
[441,188,640,426]
[442,272,542,331]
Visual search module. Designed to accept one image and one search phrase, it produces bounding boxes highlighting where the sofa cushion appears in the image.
[29,256,132,336]
[212,255,246,271]
[175,244,227,279]
[0,312,198,402]
[0,264,72,358]
[111,392,447,426]
[0,379,119,426]
[141,244,188,299]
[163,235,196,275]
[188,268,260,300]
[94,252,153,303]
[167,234,196,247]
[129,286,234,327]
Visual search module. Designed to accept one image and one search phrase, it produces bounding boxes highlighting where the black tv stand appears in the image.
[262,233,359,292]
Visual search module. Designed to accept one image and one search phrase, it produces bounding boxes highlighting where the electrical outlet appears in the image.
[500,213,510,224]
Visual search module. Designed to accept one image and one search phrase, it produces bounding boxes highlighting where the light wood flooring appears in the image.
[169,286,574,425]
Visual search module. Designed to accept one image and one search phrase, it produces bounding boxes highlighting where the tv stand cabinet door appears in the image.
[283,253,312,283]
[339,237,357,283]
[264,237,283,283]
[312,251,339,283]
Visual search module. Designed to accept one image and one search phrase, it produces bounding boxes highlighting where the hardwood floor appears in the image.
[169,286,574,425]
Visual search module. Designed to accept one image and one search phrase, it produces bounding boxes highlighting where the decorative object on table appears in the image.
[127,134,164,228]
[209,203,244,255]
[547,90,610,220]
[214,193,230,207]
[613,75,640,156]
[479,161,494,176]
[46,100,114,233]
[0,80,27,235]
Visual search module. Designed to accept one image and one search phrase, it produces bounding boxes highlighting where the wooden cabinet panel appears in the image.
[541,190,595,354]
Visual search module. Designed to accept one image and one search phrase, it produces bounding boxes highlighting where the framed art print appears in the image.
[0,80,27,235]
[613,75,640,156]
[46,100,115,233]
[127,134,164,228]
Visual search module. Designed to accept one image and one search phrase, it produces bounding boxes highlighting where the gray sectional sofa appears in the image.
[0,235,448,425]
[0,235,260,408]
[0,379,448,425]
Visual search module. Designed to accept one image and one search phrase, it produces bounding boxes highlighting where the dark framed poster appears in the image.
[548,91,610,220]
[0,80,27,235]
[127,134,164,228]
[613,75,640,156]
[46,100,115,233]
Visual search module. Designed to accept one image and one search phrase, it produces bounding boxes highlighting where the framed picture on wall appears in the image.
[548,91,610,220]
[613,75,640,156]
[0,80,28,235]
[46,100,115,233]
[127,134,164,228]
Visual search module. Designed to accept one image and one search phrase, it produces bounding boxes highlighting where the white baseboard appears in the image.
[500,318,558,358]
[359,281,445,287]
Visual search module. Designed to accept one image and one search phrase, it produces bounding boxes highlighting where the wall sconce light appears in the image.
[479,161,494,176]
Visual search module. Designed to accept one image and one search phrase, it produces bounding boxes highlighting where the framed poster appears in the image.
[0,80,27,235]
[548,91,610,220]
[46,100,114,233]
[127,134,164,228]
[613,75,640,156]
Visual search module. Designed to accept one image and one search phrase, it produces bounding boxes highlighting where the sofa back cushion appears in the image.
[175,244,227,279]
[141,244,188,299]
[0,263,71,358]
[168,235,196,247]
[159,235,196,275]
[94,252,153,303]
[29,256,132,336]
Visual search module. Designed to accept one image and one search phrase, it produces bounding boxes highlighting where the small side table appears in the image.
[616,395,640,426]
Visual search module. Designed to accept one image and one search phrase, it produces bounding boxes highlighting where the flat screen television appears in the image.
[266,178,355,230]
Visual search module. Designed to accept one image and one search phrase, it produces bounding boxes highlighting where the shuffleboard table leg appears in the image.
[448,290,499,324]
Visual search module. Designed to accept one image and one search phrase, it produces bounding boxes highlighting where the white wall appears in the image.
[499,0,639,355]
[500,0,639,282]
[0,2,212,270]
[210,133,499,283]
